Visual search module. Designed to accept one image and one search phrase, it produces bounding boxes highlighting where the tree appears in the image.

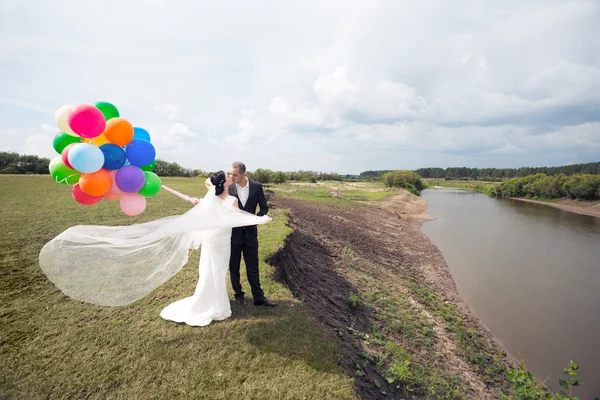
[562,174,600,200]
[0,152,50,174]
[271,171,287,184]
[249,168,273,184]
[382,170,425,195]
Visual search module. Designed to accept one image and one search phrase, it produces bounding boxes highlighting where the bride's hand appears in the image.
[204,178,213,189]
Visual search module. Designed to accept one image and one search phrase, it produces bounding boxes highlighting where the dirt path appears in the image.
[268,191,514,399]
[511,197,600,218]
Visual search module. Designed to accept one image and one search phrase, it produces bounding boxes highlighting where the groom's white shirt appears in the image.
[236,180,250,207]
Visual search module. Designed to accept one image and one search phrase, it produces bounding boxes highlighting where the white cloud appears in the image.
[218,109,271,146]
[268,97,324,128]
[154,103,183,122]
[1,0,599,173]
[0,0,23,12]
[3,123,59,160]
[147,105,197,155]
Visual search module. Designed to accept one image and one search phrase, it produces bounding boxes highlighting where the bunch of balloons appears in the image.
[49,102,161,216]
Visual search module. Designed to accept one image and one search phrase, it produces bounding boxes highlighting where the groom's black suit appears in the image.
[228,181,269,301]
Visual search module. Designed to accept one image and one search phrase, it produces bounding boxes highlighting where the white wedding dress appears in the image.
[159,195,236,326]
[39,189,271,311]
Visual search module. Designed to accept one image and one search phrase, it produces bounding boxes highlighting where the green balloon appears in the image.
[49,156,80,185]
[53,132,81,154]
[94,101,120,121]
[139,171,161,197]
[140,160,156,172]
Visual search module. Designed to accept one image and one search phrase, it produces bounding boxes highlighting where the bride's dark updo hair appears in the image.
[210,171,227,195]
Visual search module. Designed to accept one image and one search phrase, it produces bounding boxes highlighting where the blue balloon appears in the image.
[126,139,156,167]
[123,145,130,165]
[67,143,104,173]
[100,144,126,170]
[133,127,151,142]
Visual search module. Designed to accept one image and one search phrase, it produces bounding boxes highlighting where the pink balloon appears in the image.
[103,192,121,200]
[108,170,123,195]
[120,194,146,216]
[68,104,106,139]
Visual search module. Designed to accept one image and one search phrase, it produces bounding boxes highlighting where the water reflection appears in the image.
[422,189,600,398]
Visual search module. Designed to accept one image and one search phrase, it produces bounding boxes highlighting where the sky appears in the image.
[1,0,599,175]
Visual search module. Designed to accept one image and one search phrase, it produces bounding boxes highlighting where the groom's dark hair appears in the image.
[211,171,227,196]
[232,161,246,173]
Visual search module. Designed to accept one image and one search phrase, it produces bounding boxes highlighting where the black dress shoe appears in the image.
[235,297,247,306]
[254,298,278,307]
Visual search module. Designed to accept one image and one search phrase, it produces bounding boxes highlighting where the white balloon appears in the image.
[55,105,78,137]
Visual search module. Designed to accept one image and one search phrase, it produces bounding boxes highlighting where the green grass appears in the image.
[403,275,507,387]
[339,246,477,399]
[425,179,500,195]
[268,181,396,204]
[525,196,558,203]
[0,175,356,399]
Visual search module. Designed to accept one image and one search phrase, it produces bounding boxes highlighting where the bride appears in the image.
[39,170,271,327]
[160,171,243,326]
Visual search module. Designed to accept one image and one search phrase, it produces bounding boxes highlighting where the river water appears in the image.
[421,188,600,399]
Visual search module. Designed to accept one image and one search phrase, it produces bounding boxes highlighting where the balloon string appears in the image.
[161,185,197,204]
[56,174,79,187]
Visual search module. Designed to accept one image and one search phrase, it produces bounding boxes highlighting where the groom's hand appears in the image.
[204,178,212,189]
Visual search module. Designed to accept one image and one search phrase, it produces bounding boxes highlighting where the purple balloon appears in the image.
[115,165,146,193]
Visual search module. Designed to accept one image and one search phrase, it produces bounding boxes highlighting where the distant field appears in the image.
[268,180,398,203]
[423,178,500,195]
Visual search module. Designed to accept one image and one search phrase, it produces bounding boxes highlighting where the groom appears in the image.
[228,162,278,307]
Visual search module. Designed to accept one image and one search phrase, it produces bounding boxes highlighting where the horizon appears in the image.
[3,149,598,177]
[1,1,599,174]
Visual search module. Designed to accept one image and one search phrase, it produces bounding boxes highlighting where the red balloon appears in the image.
[61,143,77,169]
[72,183,103,205]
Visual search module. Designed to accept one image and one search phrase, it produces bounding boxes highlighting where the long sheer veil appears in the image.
[39,188,271,306]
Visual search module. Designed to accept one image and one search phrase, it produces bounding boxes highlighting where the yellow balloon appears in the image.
[84,132,111,146]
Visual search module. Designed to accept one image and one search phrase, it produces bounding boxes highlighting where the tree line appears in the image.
[153,160,204,177]
[360,162,600,180]
[491,173,600,200]
[415,162,600,180]
[0,152,344,183]
[246,169,343,184]
[0,152,50,174]
[0,152,204,177]
[359,170,393,179]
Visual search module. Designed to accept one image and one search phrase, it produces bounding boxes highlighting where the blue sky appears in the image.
[1,0,599,174]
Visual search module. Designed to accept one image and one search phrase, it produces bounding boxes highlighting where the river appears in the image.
[421,188,600,399]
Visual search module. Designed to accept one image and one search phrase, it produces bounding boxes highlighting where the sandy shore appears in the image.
[511,197,600,218]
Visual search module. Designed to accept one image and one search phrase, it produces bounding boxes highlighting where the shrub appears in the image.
[382,170,426,195]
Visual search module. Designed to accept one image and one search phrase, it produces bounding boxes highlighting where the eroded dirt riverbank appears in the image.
[268,191,515,399]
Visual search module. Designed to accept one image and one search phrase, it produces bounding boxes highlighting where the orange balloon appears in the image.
[84,132,111,146]
[104,117,134,146]
[79,169,112,196]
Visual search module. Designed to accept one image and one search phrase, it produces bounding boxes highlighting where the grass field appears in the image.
[423,179,500,195]
[267,181,397,203]
[0,176,357,399]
